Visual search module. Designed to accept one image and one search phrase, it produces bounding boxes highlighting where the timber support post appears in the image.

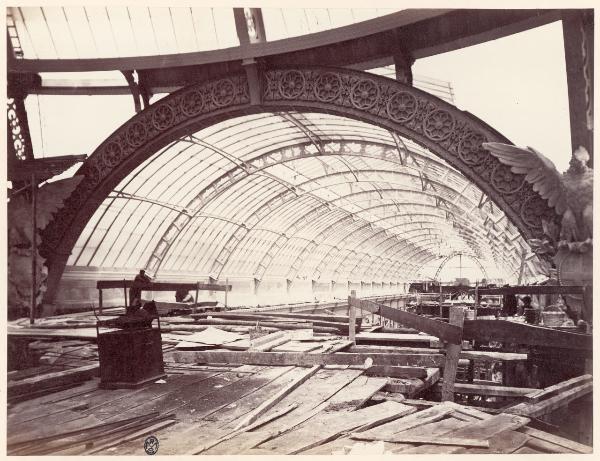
[348,290,357,343]
[441,306,466,401]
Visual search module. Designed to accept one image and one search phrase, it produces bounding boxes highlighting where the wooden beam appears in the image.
[96,281,231,291]
[519,426,592,454]
[168,350,445,368]
[388,435,490,448]
[462,320,592,351]
[356,299,462,344]
[365,365,427,379]
[507,382,593,418]
[187,318,340,334]
[193,312,358,330]
[524,374,592,404]
[383,368,440,397]
[460,350,527,362]
[257,312,355,324]
[348,290,357,343]
[435,382,536,397]
[7,364,98,398]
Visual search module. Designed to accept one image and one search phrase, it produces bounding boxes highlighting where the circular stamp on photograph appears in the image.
[144,435,159,455]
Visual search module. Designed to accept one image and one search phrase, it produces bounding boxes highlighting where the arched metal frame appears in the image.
[433,251,490,281]
[42,67,559,301]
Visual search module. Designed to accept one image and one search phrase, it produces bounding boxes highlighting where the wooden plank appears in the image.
[507,381,593,418]
[456,429,529,454]
[271,342,322,353]
[397,413,530,454]
[435,382,536,397]
[356,332,437,344]
[365,365,427,379]
[266,401,415,454]
[385,416,467,454]
[187,318,340,334]
[257,375,391,453]
[317,415,468,455]
[389,435,489,447]
[82,418,177,455]
[441,307,464,401]
[350,403,456,441]
[250,333,291,352]
[518,426,592,454]
[325,375,389,411]
[168,350,444,367]
[8,410,160,450]
[383,368,439,397]
[459,350,527,362]
[515,446,544,454]
[204,368,365,454]
[356,299,462,344]
[525,436,578,454]
[524,374,592,403]
[7,364,98,398]
[96,281,231,291]
[195,313,355,332]
[325,340,353,353]
[348,291,357,342]
[463,320,592,350]
[348,345,440,354]
[234,365,321,430]
[127,367,295,454]
[13,413,176,455]
[260,312,354,323]
[189,404,298,454]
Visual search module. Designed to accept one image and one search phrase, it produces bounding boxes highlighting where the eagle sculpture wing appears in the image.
[482,142,567,215]
[36,175,85,230]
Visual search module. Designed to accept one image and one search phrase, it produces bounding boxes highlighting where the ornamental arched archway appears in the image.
[41,66,559,302]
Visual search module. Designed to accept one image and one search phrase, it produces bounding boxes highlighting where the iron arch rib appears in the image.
[41,67,557,302]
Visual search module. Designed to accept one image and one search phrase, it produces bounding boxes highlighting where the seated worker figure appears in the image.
[128,269,152,314]
[175,288,194,303]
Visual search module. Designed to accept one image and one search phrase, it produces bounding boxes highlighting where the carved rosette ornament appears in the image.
[126,122,148,148]
[386,92,418,123]
[278,70,306,99]
[458,131,487,166]
[103,142,123,168]
[151,103,176,130]
[423,109,455,141]
[350,79,380,110]
[314,72,342,102]
[211,79,236,107]
[491,163,525,194]
[180,90,205,116]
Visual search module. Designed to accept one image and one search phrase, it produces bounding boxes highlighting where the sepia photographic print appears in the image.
[5,2,595,456]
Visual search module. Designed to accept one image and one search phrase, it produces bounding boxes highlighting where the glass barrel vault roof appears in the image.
[67,111,535,284]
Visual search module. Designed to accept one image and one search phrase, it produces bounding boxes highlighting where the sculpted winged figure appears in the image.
[483,143,593,325]
[483,142,593,250]
[8,176,83,317]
